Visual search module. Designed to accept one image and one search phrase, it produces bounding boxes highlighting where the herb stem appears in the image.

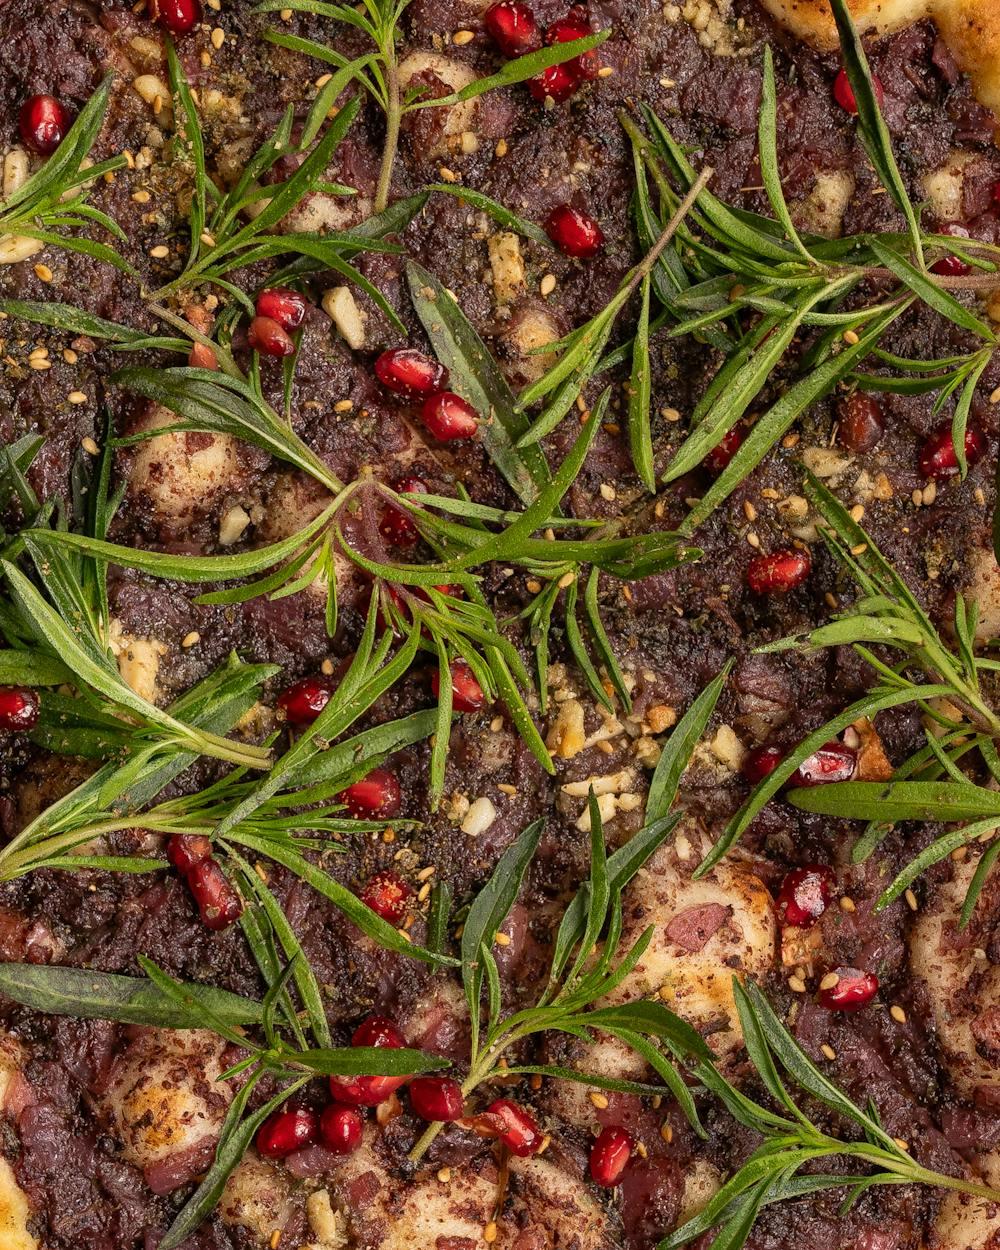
[374,47,401,214]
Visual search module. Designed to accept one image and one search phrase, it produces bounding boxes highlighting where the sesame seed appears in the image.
[132,190,151,203]
[452,28,474,44]
[743,500,757,523]
[635,1139,648,1158]
[788,975,807,993]
[589,1091,609,1109]
[149,245,170,258]
[660,1121,673,1143]
[911,487,923,507]
[321,658,334,675]
[849,504,865,522]
[842,329,860,345]
[494,931,512,947]
[81,437,100,455]
[597,65,614,77]
[820,1043,837,1061]
[28,357,52,371]
[526,578,541,594]
[397,928,411,943]
[922,481,937,507]
[894,1138,909,1152]
[975,486,987,506]
[890,1005,906,1023]
[34,263,53,283]
[824,591,838,610]
[819,972,840,991]
[990,385,1000,405]
[840,896,856,913]
[438,166,459,183]
[63,348,78,364]
[659,77,676,88]
[383,828,395,843]
[68,391,88,405]
[269,1232,281,1250]
[490,716,504,733]
[418,882,431,902]
[782,432,800,449]
[558,570,575,589]
[152,94,164,115]
[200,231,216,247]
[904,888,918,911]
[495,138,508,157]
[211,26,225,48]
[181,631,201,648]
[746,531,760,549]
[200,50,212,67]
[281,6,292,16]
[540,273,557,297]
[484,1222,498,1244]
[437,1166,451,1183]
[600,482,616,501]
[850,542,867,556]
[497,783,517,796]
[951,846,968,862]
[661,406,681,422]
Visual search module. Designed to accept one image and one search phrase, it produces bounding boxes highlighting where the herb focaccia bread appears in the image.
[1,1,1000,1249]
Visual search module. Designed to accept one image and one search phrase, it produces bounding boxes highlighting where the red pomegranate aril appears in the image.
[527,62,579,103]
[380,476,429,546]
[339,768,402,819]
[186,859,243,930]
[19,94,70,156]
[546,6,599,82]
[166,834,212,876]
[819,967,879,1012]
[277,675,335,725]
[703,425,744,475]
[188,341,218,370]
[149,0,202,34]
[409,1076,465,1122]
[483,1099,543,1156]
[746,548,811,595]
[359,869,412,924]
[833,67,885,114]
[319,1103,364,1154]
[741,743,785,783]
[838,392,884,453]
[374,347,448,398]
[256,287,308,331]
[248,315,295,357]
[421,392,479,441]
[931,224,973,277]
[352,1015,406,1050]
[0,687,40,732]
[919,424,987,480]
[545,204,604,258]
[484,1,541,56]
[589,1125,633,1187]
[256,1108,319,1158]
[776,864,836,927]
[433,659,486,713]
[329,1016,408,1106]
[792,741,857,787]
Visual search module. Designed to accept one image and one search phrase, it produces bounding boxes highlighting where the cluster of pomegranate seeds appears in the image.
[833,67,885,114]
[792,740,857,787]
[484,1,540,55]
[166,833,242,930]
[409,1076,465,1122]
[149,0,202,34]
[741,743,784,783]
[329,1016,409,1106]
[919,424,987,480]
[819,967,879,1012]
[838,392,884,453]
[930,224,973,277]
[338,768,402,819]
[0,687,40,732]
[478,1098,543,1156]
[589,1125,633,1187]
[420,391,479,441]
[359,869,412,924]
[703,425,744,476]
[746,547,812,595]
[379,476,429,547]
[375,348,448,398]
[256,287,307,331]
[248,315,295,358]
[256,1108,319,1159]
[545,204,604,258]
[776,865,835,927]
[432,659,486,713]
[277,674,335,725]
[320,1103,364,1153]
[18,94,69,155]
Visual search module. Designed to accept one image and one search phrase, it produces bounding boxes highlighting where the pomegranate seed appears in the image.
[528,62,579,103]
[741,744,785,783]
[187,342,218,370]
[838,392,884,452]
[0,687,40,732]
[484,1,541,56]
[791,740,857,787]
[833,67,885,114]
[18,94,70,155]
[545,6,598,82]
[931,224,973,276]
[256,1108,318,1158]
[432,659,486,713]
[746,548,812,595]
[545,204,604,258]
[420,392,479,441]
[277,675,335,725]
[329,1016,407,1106]
[819,967,879,1012]
[185,859,243,930]
[338,768,402,819]
[359,869,412,924]
[776,864,836,927]
[919,424,987,480]
[409,1076,465,1122]
[589,1125,633,1186]
[703,425,744,476]
[255,287,307,331]
[248,315,295,357]
[319,1103,364,1153]
[149,0,202,34]
[165,834,212,876]
[374,347,448,398]
[380,476,429,547]
[481,1099,543,1156]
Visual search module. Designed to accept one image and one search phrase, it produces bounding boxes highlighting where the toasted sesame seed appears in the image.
[484,1222,498,1244]
[321,658,334,675]
[849,504,865,522]
[843,329,860,345]
[181,631,201,648]
[840,896,856,913]
[149,244,170,259]
[437,1166,451,1183]
[334,398,353,412]
[600,482,616,501]
[820,1043,837,1061]
[497,783,517,796]
[991,385,1000,405]
[894,1138,909,1152]
[438,166,459,183]
[453,28,475,44]
[660,77,676,88]
[975,486,987,506]
[494,931,511,947]
[418,882,431,902]
[34,263,53,283]
[782,432,800,449]
[746,531,761,549]
[788,975,807,993]
[396,928,411,943]
[660,1121,673,1144]
[200,231,216,247]
[526,578,542,594]
[540,273,557,297]
[951,845,968,862]
[81,437,100,455]
[132,189,151,203]
[200,50,212,67]
[558,571,575,589]
[904,888,918,911]
[819,972,840,991]
[850,542,868,556]
[269,1231,281,1250]
[589,1091,609,1109]
[890,1004,906,1023]
[281,6,292,16]
[28,357,52,371]
[68,391,88,405]
[911,487,923,507]
[743,500,757,523]
[63,348,78,364]
[597,65,614,77]
[211,26,225,48]
[383,828,395,843]
[661,406,681,422]
[922,481,937,507]
[824,591,838,610]
[494,138,508,158]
